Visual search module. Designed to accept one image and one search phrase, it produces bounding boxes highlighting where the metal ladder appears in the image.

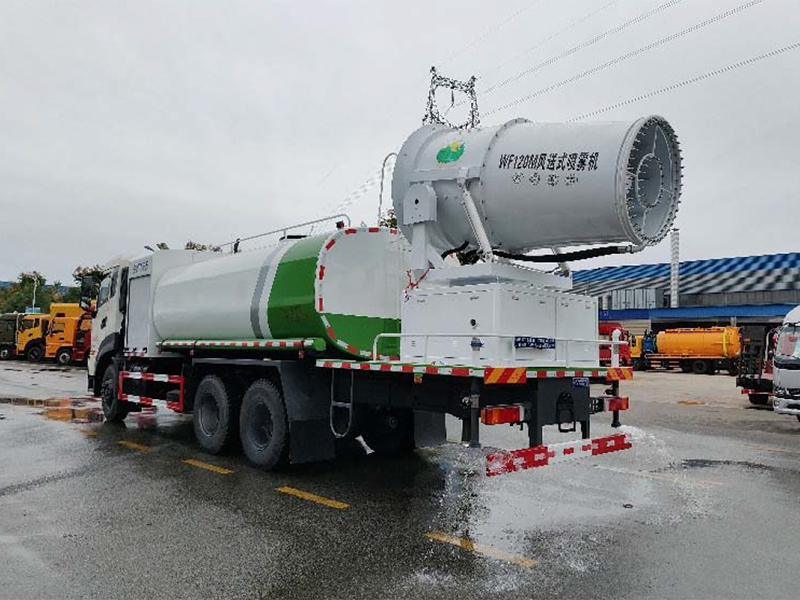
[329,370,355,438]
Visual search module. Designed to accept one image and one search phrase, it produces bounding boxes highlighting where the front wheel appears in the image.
[26,344,44,362]
[749,394,769,406]
[0,346,11,360]
[239,379,288,470]
[101,364,129,422]
[56,348,72,366]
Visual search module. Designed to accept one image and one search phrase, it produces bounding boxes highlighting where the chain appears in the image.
[423,66,480,130]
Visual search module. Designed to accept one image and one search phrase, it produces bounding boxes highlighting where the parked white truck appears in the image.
[83,114,683,475]
[773,305,800,423]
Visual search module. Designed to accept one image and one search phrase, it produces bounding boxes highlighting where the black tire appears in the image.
[691,359,709,375]
[26,344,44,362]
[56,348,72,366]
[360,409,415,457]
[239,379,288,470]
[748,394,769,406]
[101,364,129,422]
[0,346,11,360]
[192,375,240,454]
[680,360,692,373]
[633,358,645,371]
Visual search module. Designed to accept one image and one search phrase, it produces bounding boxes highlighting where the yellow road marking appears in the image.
[79,428,99,436]
[117,440,151,451]
[745,444,800,455]
[677,400,705,405]
[182,459,233,474]
[426,532,537,568]
[276,486,349,509]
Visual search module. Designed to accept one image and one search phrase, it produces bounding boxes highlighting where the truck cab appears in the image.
[0,313,22,360]
[773,306,800,422]
[17,314,50,361]
[86,259,129,396]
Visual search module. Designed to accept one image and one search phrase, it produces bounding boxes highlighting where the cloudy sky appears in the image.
[1,0,798,284]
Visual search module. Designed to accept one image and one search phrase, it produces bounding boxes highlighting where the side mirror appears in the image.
[79,275,96,315]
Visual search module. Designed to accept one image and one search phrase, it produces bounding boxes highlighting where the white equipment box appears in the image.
[401,281,598,367]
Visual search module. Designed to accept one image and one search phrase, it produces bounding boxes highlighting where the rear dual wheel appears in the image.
[193,375,240,455]
[239,380,288,470]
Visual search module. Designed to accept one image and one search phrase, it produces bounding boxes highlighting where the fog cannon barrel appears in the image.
[391,116,683,254]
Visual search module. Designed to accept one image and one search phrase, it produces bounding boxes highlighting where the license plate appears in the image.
[572,377,590,388]
[514,336,556,349]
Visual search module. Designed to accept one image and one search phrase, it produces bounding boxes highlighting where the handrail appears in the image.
[217,214,351,251]
[372,332,628,367]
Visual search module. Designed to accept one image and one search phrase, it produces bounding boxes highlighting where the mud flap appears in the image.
[413,410,446,448]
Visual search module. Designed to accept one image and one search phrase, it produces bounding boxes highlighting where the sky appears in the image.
[0,0,798,284]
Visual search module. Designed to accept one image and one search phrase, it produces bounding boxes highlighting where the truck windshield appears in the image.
[775,325,800,365]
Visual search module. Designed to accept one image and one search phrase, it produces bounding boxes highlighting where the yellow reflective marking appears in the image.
[182,459,233,474]
[426,532,538,568]
[79,428,99,436]
[117,440,151,451]
[276,486,349,509]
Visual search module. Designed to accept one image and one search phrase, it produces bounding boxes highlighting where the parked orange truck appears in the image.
[631,326,741,375]
[15,303,92,365]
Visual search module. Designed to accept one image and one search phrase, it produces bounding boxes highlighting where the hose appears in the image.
[494,245,637,263]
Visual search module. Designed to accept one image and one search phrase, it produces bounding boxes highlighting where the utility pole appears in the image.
[31,274,39,311]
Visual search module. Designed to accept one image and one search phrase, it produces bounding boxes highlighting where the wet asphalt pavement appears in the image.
[1,363,799,599]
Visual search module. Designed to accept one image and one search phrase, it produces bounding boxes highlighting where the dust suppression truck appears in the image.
[85,114,683,476]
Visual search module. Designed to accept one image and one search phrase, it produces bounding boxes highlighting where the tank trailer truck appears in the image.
[84,115,683,476]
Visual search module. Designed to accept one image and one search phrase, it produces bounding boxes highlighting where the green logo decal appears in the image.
[437,140,465,164]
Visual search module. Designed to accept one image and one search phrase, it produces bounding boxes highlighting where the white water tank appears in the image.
[392,116,682,254]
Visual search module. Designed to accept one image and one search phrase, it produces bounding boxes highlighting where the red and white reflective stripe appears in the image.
[315,360,605,379]
[486,433,632,477]
[160,339,311,350]
[121,371,183,383]
[118,394,178,411]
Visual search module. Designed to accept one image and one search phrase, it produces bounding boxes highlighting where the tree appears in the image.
[379,209,397,229]
[0,272,60,314]
[184,241,221,252]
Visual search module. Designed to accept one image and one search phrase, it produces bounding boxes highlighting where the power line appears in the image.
[484,0,767,117]
[480,0,684,97]
[567,40,800,122]
[476,0,619,79]
[437,1,541,68]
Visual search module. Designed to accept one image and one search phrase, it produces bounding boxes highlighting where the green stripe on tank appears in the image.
[267,236,328,340]
[323,313,400,356]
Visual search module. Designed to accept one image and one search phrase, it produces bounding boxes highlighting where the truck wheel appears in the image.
[239,379,288,470]
[26,344,43,362]
[0,347,10,360]
[361,409,415,457]
[691,360,709,375]
[56,348,72,366]
[193,375,240,454]
[101,364,129,422]
[680,360,692,373]
[748,394,769,406]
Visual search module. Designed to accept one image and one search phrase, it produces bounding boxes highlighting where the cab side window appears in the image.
[97,275,112,309]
